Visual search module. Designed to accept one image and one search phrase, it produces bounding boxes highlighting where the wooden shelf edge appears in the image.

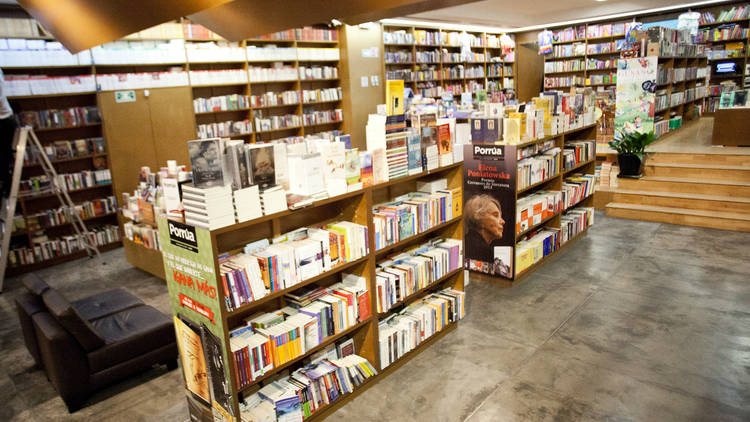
[517,173,560,194]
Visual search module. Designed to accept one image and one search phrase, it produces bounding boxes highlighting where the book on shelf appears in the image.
[516,228,560,276]
[375,238,462,313]
[562,174,596,208]
[358,151,373,188]
[218,222,369,311]
[344,149,362,191]
[516,190,562,234]
[378,288,465,369]
[560,207,595,243]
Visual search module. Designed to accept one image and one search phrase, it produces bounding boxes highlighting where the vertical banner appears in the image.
[463,144,517,279]
[615,57,658,139]
[158,218,235,422]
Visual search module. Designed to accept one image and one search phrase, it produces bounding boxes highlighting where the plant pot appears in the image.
[617,153,642,177]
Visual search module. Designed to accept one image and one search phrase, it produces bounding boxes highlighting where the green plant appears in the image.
[608,131,656,160]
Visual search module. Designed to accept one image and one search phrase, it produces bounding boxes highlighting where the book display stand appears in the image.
[159,163,464,421]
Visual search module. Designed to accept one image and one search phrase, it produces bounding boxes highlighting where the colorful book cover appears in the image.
[386,79,405,115]
[359,151,373,187]
[407,129,422,175]
[345,148,361,185]
[437,123,451,155]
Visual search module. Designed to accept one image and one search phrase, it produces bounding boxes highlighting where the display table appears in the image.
[712,108,750,146]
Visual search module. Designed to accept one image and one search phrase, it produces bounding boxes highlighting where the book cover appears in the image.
[188,138,226,189]
[200,324,233,417]
[437,123,452,155]
[359,150,373,187]
[336,134,352,149]
[406,128,422,175]
[386,79,405,115]
[174,316,210,405]
[248,144,276,191]
[345,148,361,185]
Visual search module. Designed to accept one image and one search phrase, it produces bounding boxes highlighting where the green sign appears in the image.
[159,218,235,422]
[115,90,136,103]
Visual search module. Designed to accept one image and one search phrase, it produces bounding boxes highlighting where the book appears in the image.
[406,128,423,175]
[359,150,373,187]
[247,144,276,191]
[386,79,405,115]
[188,138,226,188]
[321,142,347,197]
[345,149,361,187]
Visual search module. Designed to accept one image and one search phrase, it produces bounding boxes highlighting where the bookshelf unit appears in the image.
[653,55,711,137]
[543,23,627,90]
[382,24,516,99]
[5,86,120,276]
[168,163,464,420]
[513,123,597,281]
[0,21,345,276]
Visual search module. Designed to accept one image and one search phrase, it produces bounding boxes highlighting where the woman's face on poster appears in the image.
[481,201,504,240]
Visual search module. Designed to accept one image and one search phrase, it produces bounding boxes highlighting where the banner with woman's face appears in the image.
[463,144,517,278]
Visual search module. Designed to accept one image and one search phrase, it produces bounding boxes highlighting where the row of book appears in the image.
[388,69,415,81]
[375,238,463,313]
[587,58,617,70]
[4,74,95,97]
[255,114,301,132]
[196,120,252,139]
[545,59,585,73]
[23,137,106,164]
[95,71,189,91]
[416,50,440,63]
[586,23,628,39]
[385,50,412,63]
[697,25,749,42]
[301,109,343,126]
[123,221,161,251]
[19,169,111,195]
[544,75,585,88]
[218,222,369,311]
[563,140,595,170]
[249,65,298,82]
[372,186,459,251]
[378,288,465,369]
[562,174,596,209]
[193,94,250,113]
[17,107,101,130]
[251,27,339,42]
[240,353,376,422]
[587,73,615,85]
[553,26,586,43]
[8,224,120,267]
[229,274,369,386]
[303,87,342,103]
[517,149,560,190]
[698,6,750,24]
[516,190,563,234]
[414,30,441,45]
[516,228,559,276]
[299,65,339,80]
[24,196,117,231]
[561,207,595,244]
[383,30,415,45]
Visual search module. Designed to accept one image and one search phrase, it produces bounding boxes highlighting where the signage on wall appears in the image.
[168,220,199,253]
[115,90,136,103]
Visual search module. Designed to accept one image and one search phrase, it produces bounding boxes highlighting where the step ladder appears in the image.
[1,126,100,292]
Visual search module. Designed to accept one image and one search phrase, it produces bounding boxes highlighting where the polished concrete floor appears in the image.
[2,211,749,421]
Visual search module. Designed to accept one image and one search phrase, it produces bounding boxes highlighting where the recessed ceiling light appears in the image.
[595,0,607,2]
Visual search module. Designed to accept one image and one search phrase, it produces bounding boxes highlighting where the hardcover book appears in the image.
[345,148,361,186]
[188,138,226,188]
[247,144,276,191]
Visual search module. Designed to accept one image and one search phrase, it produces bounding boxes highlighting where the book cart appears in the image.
[159,162,464,421]
[465,123,597,284]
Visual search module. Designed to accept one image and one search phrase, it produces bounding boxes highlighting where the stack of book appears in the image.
[377,288,465,369]
[385,130,408,180]
[233,186,262,223]
[240,351,376,422]
[563,140,595,170]
[517,148,560,190]
[375,238,463,313]
[260,186,288,215]
[182,184,235,230]
[372,188,456,250]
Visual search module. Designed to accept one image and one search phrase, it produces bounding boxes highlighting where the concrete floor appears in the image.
[2,211,749,421]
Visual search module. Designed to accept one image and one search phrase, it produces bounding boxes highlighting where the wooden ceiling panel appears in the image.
[17,0,233,53]
[189,0,480,41]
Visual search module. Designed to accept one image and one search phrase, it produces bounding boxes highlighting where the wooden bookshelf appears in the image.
[497,123,598,282]
[176,162,465,418]
[381,24,517,99]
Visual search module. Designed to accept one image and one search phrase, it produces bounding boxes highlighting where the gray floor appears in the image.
[2,211,749,421]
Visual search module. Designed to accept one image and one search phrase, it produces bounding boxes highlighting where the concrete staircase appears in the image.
[606,153,750,232]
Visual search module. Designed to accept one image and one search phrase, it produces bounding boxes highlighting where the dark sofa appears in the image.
[15,273,177,411]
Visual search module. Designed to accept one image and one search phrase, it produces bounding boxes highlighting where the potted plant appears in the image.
[608,131,656,177]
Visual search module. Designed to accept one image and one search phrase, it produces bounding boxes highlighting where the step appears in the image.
[644,163,750,181]
[612,189,750,213]
[617,176,750,197]
[606,202,750,232]
[646,152,750,166]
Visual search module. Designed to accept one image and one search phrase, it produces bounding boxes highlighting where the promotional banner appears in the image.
[463,144,517,279]
[615,56,658,139]
[158,218,235,422]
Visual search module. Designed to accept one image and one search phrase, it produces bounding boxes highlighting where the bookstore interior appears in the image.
[1,0,749,421]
